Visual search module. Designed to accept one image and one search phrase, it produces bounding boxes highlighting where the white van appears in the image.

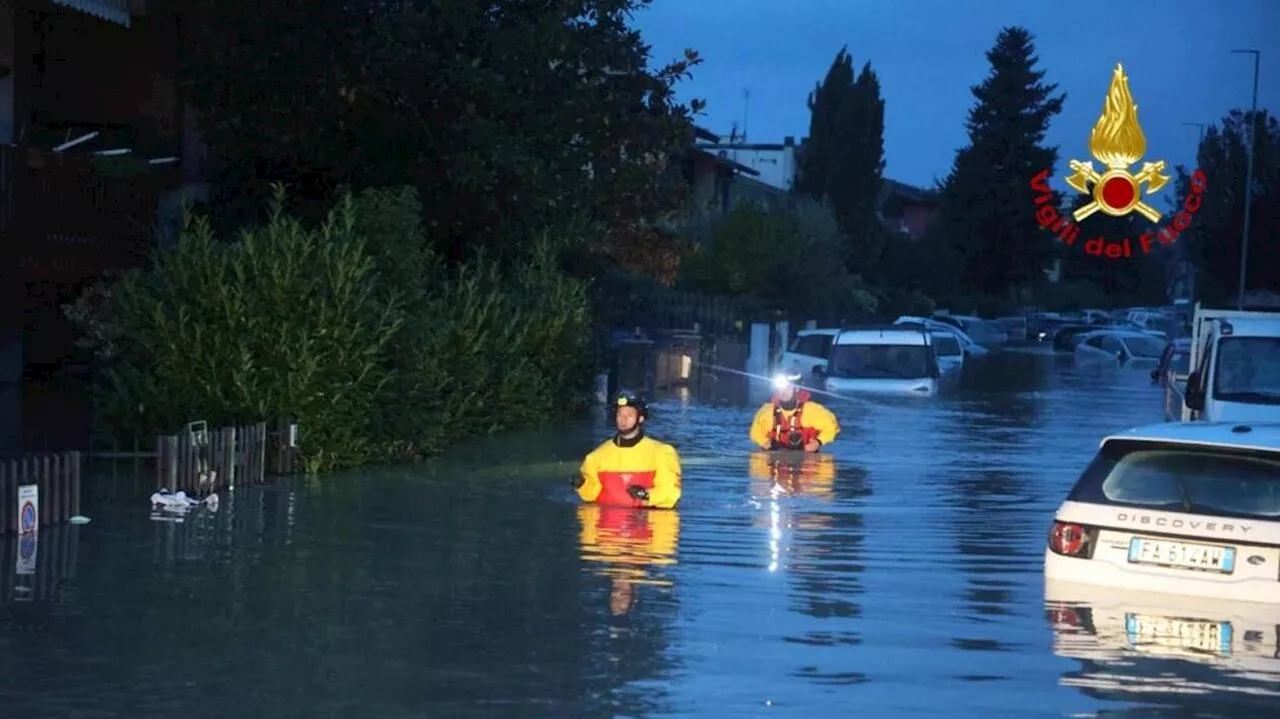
[821,326,940,397]
[1183,311,1280,422]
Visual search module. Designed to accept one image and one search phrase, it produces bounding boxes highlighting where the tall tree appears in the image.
[1172,110,1280,304]
[794,49,888,273]
[935,27,1065,300]
[795,49,855,201]
[180,0,704,281]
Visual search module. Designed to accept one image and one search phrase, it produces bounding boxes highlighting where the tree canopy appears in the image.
[1173,109,1280,304]
[793,47,888,273]
[931,27,1065,301]
[180,0,705,280]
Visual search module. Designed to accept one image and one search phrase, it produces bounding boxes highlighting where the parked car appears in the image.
[930,330,966,374]
[822,326,941,397]
[1073,329,1167,366]
[778,328,839,381]
[932,314,1008,345]
[893,316,988,357]
[1044,421,1280,603]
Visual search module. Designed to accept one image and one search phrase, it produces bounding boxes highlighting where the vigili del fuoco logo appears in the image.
[1030,64,1207,260]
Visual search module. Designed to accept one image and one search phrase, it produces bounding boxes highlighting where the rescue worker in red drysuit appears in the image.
[749,371,840,452]
[572,392,682,509]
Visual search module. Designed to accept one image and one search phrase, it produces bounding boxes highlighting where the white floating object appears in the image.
[68,515,91,524]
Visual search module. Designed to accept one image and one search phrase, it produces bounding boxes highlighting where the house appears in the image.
[682,126,760,216]
[876,179,940,240]
[697,133,942,239]
[0,0,196,451]
[693,136,799,192]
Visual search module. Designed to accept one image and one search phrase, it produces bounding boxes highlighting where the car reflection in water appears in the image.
[748,451,838,573]
[1045,579,1280,713]
[577,504,679,617]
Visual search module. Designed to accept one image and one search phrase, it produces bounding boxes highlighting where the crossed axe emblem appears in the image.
[1065,158,1171,223]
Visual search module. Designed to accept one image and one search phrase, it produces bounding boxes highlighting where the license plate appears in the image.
[1125,613,1233,655]
[1127,537,1235,573]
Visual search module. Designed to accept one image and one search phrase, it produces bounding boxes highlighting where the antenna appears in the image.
[742,88,750,144]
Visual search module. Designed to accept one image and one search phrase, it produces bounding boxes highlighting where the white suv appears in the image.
[1044,421,1280,603]
[778,329,839,380]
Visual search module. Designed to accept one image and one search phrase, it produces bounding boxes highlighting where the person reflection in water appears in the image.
[577,504,680,616]
[748,450,837,500]
[573,392,682,509]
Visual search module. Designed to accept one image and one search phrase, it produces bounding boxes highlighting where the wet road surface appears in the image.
[2,348,1277,718]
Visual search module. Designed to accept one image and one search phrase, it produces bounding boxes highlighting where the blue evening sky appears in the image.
[633,0,1280,196]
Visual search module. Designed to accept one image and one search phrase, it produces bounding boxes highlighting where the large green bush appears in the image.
[69,187,594,473]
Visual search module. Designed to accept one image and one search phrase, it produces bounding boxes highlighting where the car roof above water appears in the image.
[834,327,930,346]
[1100,422,1280,454]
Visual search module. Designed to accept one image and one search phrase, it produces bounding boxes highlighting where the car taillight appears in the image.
[1048,521,1097,559]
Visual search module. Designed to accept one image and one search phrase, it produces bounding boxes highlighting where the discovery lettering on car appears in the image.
[1114,512,1252,535]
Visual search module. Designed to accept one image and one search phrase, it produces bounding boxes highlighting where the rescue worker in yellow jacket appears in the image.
[573,392,682,509]
[578,503,680,615]
[749,372,840,452]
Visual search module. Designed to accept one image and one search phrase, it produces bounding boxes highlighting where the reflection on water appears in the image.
[747,450,837,501]
[0,524,80,606]
[577,504,679,616]
[1046,580,1280,715]
[1,351,1272,716]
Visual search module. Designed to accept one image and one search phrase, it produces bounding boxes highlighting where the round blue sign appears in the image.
[18,532,35,561]
[19,501,36,533]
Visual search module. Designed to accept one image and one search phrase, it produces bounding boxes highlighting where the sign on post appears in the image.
[16,484,38,576]
[17,484,38,534]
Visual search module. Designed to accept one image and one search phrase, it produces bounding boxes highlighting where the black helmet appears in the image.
[612,391,648,419]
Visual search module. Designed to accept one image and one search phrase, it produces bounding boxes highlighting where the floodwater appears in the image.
[3,349,1278,718]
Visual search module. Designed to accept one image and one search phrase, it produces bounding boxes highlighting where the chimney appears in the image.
[784,136,794,146]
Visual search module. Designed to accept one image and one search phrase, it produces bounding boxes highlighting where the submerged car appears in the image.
[1044,422,1280,603]
[1073,329,1167,366]
[822,326,940,397]
[930,331,965,373]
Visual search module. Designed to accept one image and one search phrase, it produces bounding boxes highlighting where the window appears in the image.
[791,334,831,359]
[1213,337,1280,404]
[1085,336,1105,349]
[932,335,962,357]
[1099,335,1124,353]
[1068,445,1280,521]
[828,344,934,379]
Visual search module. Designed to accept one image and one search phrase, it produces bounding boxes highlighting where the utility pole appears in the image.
[1231,49,1260,310]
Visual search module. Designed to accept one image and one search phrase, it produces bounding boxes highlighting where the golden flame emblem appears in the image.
[1064,64,1171,222]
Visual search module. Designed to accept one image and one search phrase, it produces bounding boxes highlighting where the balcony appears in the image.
[0,144,162,283]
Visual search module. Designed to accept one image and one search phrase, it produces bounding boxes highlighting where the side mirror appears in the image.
[963,349,971,358]
[811,365,825,381]
[1185,371,1205,411]
[1150,369,1159,381]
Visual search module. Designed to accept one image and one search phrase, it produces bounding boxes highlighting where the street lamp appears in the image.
[1231,49,1260,310]
[1182,122,1206,144]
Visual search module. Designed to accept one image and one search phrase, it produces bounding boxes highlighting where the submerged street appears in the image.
[3,350,1277,718]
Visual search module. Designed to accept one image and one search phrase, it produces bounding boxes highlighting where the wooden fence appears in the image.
[0,451,82,534]
[155,419,299,493]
